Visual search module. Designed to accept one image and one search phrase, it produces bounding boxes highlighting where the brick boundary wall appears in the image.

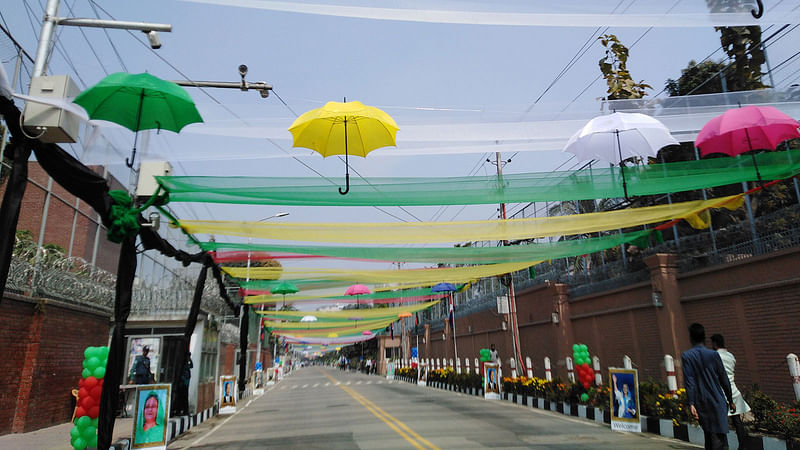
[0,293,110,435]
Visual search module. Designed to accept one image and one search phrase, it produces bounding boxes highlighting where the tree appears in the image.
[665,60,732,96]
[597,34,652,100]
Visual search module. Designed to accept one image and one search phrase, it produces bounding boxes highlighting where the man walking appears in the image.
[711,333,750,449]
[682,323,735,450]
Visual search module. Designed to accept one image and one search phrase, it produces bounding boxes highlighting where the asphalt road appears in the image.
[169,366,698,449]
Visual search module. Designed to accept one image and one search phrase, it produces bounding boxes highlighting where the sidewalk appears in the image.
[0,418,132,450]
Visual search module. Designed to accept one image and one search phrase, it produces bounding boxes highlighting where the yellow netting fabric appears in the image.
[256,300,438,321]
[182,194,744,244]
[224,260,537,284]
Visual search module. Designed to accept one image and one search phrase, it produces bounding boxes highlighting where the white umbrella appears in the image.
[300,315,318,322]
[563,112,678,198]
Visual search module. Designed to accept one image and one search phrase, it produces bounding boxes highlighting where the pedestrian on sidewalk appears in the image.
[682,323,735,450]
[711,333,750,449]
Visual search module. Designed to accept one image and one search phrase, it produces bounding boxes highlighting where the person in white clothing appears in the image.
[711,334,750,449]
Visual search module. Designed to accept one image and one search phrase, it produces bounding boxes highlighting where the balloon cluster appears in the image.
[479,348,491,363]
[70,346,108,450]
[572,343,595,390]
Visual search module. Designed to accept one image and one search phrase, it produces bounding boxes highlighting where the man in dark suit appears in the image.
[682,323,735,450]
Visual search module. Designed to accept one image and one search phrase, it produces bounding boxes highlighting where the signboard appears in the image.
[386,362,395,380]
[219,376,237,414]
[609,368,641,433]
[484,362,500,400]
[131,384,171,450]
[418,363,427,386]
[253,370,264,396]
[496,295,509,314]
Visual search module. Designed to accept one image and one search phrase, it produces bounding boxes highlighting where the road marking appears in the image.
[345,381,351,385]
[313,383,319,388]
[356,381,362,384]
[302,384,309,388]
[367,381,372,384]
[325,382,330,386]
[319,369,439,450]
[291,385,298,389]
[377,381,383,384]
[183,395,256,448]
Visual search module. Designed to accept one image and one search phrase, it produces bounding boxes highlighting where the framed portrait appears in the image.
[484,362,500,399]
[220,376,237,413]
[609,367,641,433]
[126,336,162,384]
[418,363,428,386]
[132,384,171,449]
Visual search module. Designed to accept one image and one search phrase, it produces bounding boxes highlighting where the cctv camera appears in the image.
[239,65,248,77]
[146,30,161,49]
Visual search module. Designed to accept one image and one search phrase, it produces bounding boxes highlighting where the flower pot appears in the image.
[658,419,674,438]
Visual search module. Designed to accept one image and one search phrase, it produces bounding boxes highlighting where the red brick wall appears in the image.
[414,249,800,404]
[0,294,110,435]
[197,381,215,411]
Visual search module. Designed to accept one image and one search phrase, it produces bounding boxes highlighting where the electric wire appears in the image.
[63,0,109,76]
[88,0,128,72]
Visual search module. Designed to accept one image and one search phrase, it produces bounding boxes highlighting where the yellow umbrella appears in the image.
[289,100,398,195]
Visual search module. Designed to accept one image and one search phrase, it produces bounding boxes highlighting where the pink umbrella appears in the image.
[345,284,371,309]
[696,105,800,181]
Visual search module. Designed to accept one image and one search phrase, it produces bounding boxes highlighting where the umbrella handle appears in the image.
[751,0,763,18]
[125,147,137,168]
[339,173,350,195]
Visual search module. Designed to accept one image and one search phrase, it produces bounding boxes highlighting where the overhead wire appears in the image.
[62,0,109,76]
[88,0,128,72]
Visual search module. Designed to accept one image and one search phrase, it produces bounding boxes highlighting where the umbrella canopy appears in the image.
[289,100,398,195]
[300,315,318,322]
[345,284,372,296]
[696,106,800,157]
[270,281,299,296]
[398,312,412,319]
[431,282,458,293]
[564,112,677,198]
[73,72,203,167]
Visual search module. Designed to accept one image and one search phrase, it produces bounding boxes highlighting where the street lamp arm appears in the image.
[54,18,172,32]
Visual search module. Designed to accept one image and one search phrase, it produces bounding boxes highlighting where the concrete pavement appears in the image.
[169,366,699,449]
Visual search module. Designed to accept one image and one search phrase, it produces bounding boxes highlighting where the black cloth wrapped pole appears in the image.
[171,260,209,416]
[0,142,32,300]
[238,304,249,394]
[97,235,137,450]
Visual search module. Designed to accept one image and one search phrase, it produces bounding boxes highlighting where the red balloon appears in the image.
[582,381,591,389]
[84,377,98,389]
[82,396,94,410]
[90,386,102,399]
[78,378,85,388]
[78,387,89,399]
[88,406,100,418]
[75,407,87,418]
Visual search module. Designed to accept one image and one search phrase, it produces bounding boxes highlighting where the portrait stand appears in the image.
[131,384,171,450]
[219,375,238,415]
[253,370,264,396]
[609,367,641,433]
[484,362,500,400]
[417,363,427,387]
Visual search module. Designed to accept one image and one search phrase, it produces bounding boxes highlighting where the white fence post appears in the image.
[465,357,470,374]
[525,357,533,379]
[544,357,552,381]
[788,353,800,401]
[592,355,602,386]
[623,355,632,370]
[456,357,462,374]
[510,358,517,378]
[475,357,480,375]
[664,355,677,395]
[566,356,575,383]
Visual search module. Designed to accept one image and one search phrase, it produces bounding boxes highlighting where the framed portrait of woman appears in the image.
[132,384,171,449]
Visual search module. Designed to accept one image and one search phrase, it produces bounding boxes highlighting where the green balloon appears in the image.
[76,415,90,427]
[580,393,589,402]
[86,357,101,371]
[70,426,81,438]
[81,368,91,378]
[100,347,109,359]
[73,436,87,450]
[89,435,98,448]
[93,367,106,379]
[91,417,99,427]
[572,344,579,352]
[83,347,93,359]
[81,425,96,439]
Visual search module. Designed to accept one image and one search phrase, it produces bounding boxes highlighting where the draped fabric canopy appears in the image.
[185,194,745,244]
[157,150,800,206]
[257,300,438,321]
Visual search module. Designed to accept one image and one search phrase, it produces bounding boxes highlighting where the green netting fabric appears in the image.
[157,150,800,206]
[198,230,653,264]
[245,287,446,304]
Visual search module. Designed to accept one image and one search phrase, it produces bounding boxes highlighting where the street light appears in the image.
[247,212,289,376]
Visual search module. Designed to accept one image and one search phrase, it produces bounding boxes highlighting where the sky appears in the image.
[3,0,800,288]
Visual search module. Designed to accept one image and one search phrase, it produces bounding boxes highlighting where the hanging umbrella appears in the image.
[345,284,371,309]
[289,100,399,195]
[431,282,458,293]
[270,281,299,307]
[73,72,203,168]
[300,315,318,322]
[563,112,678,198]
[696,105,800,182]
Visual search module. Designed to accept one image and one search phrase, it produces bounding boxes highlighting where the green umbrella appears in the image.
[270,281,299,307]
[73,72,203,168]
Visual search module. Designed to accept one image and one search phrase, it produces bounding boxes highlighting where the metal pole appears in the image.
[694,147,719,257]
[31,177,53,294]
[495,152,524,374]
[32,0,60,77]
[450,293,458,369]
[0,49,23,164]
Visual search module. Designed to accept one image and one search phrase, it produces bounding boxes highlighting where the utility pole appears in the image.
[491,152,525,374]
